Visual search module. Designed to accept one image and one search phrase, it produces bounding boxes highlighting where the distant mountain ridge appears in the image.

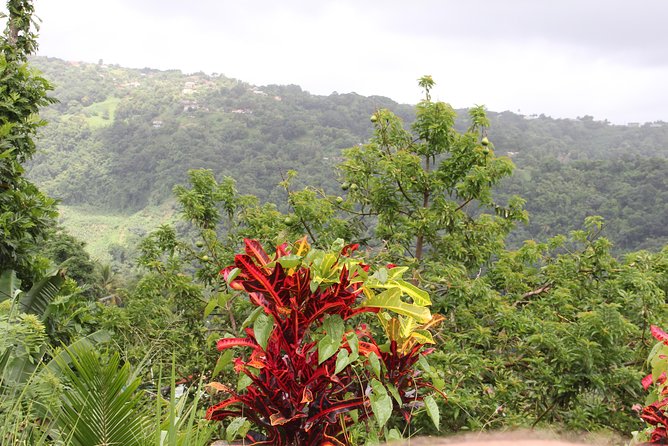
[27,56,668,252]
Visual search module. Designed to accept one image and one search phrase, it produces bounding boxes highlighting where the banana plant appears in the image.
[0,268,66,318]
[0,268,65,388]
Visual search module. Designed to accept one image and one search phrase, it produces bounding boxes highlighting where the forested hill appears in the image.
[28,56,414,209]
[27,56,668,252]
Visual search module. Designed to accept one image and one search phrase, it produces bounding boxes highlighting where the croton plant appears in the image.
[633,326,668,444]
[206,238,444,445]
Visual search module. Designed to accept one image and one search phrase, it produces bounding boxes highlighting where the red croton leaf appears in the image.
[322,435,347,446]
[270,412,307,426]
[220,266,245,290]
[340,243,359,256]
[643,374,654,390]
[217,337,259,351]
[301,388,314,403]
[244,238,272,266]
[206,397,242,421]
[235,254,286,307]
[651,426,668,443]
[651,325,668,345]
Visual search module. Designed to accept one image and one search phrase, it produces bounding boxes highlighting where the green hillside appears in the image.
[26,57,668,256]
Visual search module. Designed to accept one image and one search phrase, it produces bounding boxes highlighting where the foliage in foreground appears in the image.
[633,326,668,444]
[207,238,442,445]
[0,0,58,283]
[3,1,668,441]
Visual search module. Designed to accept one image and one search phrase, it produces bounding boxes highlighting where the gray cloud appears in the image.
[366,0,668,66]
[26,0,668,123]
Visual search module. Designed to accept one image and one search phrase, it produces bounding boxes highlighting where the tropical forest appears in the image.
[2,1,668,445]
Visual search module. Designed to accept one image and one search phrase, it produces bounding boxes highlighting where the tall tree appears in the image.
[0,0,57,281]
[338,76,526,269]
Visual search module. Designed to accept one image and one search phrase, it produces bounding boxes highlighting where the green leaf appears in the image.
[226,417,247,442]
[366,429,380,445]
[362,288,432,323]
[399,315,418,338]
[237,374,252,392]
[417,354,432,373]
[217,293,231,306]
[370,379,392,429]
[424,395,440,429]
[323,314,344,341]
[204,297,218,318]
[346,332,359,357]
[650,344,668,381]
[240,306,264,331]
[19,269,65,319]
[373,267,388,284]
[335,349,350,374]
[253,313,274,350]
[368,351,381,379]
[386,382,402,405]
[411,329,435,345]
[52,343,148,446]
[212,350,234,378]
[237,420,251,440]
[225,267,240,284]
[0,270,20,303]
[277,254,302,269]
[386,266,409,280]
[330,238,345,252]
[387,428,402,441]
[318,336,339,365]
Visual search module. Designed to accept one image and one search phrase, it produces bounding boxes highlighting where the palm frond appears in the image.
[18,269,66,319]
[53,343,150,446]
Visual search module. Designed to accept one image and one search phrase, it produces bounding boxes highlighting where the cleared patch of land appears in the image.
[57,201,177,261]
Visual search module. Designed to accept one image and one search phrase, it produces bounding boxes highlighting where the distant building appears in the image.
[627,122,640,127]
[182,101,199,112]
[152,120,163,128]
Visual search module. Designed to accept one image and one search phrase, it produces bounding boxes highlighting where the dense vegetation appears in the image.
[25,56,668,255]
[2,1,668,444]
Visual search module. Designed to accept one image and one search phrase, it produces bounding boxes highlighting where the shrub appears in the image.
[206,238,443,445]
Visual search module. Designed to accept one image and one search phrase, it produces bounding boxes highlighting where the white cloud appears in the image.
[27,0,668,124]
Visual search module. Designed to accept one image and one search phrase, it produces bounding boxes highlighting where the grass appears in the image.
[82,96,122,128]
[57,201,178,262]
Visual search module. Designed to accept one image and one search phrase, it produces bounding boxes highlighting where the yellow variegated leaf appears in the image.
[387,316,401,342]
[392,279,431,306]
[362,288,432,324]
[399,315,418,339]
[410,329,435,345]
[386,266,409,280]
[365,278,431,306]
[294,236,310,256]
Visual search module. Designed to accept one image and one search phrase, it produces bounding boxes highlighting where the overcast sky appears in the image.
[22,0,668,123]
